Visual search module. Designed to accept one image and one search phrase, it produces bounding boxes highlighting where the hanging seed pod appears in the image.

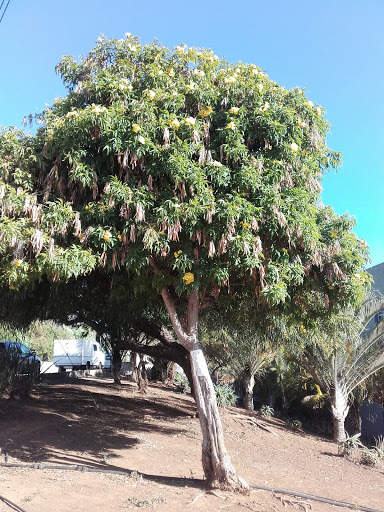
[192,130,200,145]
[251,216,258,231]
[163,127,170,148]
[48,237,55,256]
[135,202,145,222]
[206,207,214,224]
[253,237,262,257]
[208,240,216,258]
[130,223,136,242]
[31,230,44,256]
[198,147,206,165]
[218,237,229,256]
[243,241,250,255]
[73,212,81,237]
[99,252,107,267]
[180,182,186,199]
[148,175,153,191]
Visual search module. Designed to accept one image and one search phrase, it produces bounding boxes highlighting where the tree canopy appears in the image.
[0,34,369,312]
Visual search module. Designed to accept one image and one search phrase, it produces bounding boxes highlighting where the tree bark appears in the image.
[243,369,255,411]
[330,384,349,443]
[157,284,248,490]
[111,346,122,385]
[190,348,246,489]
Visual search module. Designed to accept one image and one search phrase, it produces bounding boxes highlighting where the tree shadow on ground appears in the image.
[0,378,199,485]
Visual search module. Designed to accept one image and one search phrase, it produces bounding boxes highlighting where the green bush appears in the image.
[174,373,189,394]
[259,405,274,418]
[338,432,364,457]
[361,448,382,467]
[214,383,237,408]
[286,418,303,431]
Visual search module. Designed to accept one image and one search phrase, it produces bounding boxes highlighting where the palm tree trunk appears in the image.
[243,369,255,410]
[330,384,349,443]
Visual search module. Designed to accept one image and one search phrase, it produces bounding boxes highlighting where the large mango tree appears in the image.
[0,35,370,488]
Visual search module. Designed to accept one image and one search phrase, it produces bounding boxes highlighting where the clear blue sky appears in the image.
[1,0,383,267]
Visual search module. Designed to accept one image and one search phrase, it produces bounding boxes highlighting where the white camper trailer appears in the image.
[53,339,106,371]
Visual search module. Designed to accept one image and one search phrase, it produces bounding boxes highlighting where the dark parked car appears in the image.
[0,341,40,376]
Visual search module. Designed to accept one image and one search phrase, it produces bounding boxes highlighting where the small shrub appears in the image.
[361,448,381,467]
[338,432,364,457]
[174,373,189,394]
[259,405,274,418]
[214,383,237,408]
[286,418,303,431]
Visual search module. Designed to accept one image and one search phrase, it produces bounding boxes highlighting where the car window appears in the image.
[18,344,31,356]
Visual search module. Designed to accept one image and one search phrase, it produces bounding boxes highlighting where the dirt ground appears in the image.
[0,375,383,512]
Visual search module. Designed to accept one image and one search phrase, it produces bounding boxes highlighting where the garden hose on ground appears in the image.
[249,484,384,512]
[0,493,28,512]
[0,462,383,512]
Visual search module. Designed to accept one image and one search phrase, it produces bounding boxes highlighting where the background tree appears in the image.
[291,294,384,442]
[0,36,370,488]
[201,309,276,410]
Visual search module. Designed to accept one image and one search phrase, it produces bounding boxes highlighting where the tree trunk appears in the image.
[167,361,176,383]
[111,346,122,385]
[156,283,248,491]
[330,384,349,443]
[190,349,247,489]
[243,369,255,411]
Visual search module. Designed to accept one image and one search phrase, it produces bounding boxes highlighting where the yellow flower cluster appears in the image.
[174,250,182,258]
[132,124,140,133]
[91,104,107,115]
[117,232,122,242]
[186,82,196,91]
[183,272,194,285]
[298,120,307,128]
[100,205,107,214]
[146,90,156,100]
[66,110,78,118]
[103,231,112,242]
[85,205,93,212]
[212,161,223,167]
[289,142,299,152]
[226,122,235,130]
[168,68,175,77]
[329,230,336,238]
[241,221,251,229]
[199,106,212,117]
[224,76,236,84]
[229,107,240,115]
[169,119,180,128]
[14,259,22,267]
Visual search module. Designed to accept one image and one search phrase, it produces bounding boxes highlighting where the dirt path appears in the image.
[0,377,383,512]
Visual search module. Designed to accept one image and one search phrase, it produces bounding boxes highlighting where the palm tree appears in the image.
[293,293,384,442]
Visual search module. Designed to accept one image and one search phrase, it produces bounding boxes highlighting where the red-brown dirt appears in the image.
[0,376,383,512]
